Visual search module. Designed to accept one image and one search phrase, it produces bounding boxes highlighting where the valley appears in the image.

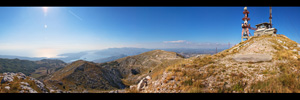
[1,34,300,93]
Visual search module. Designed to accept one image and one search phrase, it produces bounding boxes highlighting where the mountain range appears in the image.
[0,47,226,63]
[42,50,184,92]
[41,34,300,93]
[0,59,66,78]
[4,34,299,93]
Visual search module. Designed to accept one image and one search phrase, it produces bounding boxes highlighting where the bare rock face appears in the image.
[232,53,272,62]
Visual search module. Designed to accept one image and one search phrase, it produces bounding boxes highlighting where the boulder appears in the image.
[49,89,55,93]
[19,90,24,93]
[145,76,151,80]
[130,85,137,90]
[108,91,114,93]
[82,90,88,93]
[17,72,26,80]
[4,86,10,90]
[137,76,151,91]
[20,82,29,86]
[29,89,38,93]
[56,90,63,93]
[283,46,289,50]
[293,49,297,52]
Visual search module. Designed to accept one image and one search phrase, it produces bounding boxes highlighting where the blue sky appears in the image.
[0,7,299,57]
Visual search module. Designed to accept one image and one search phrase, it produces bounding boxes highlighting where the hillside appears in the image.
[55,47,220,63]
[43,60,125,93]
[43,50,184,93]
[114,50,184,86]
[92,54,127,63]
[0,59,66,78]
[0,72,48,93]
[128,34,300,93]
[4,34,298,93]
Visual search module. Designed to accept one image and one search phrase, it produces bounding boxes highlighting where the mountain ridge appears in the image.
[43,49,184,92]
[128,34,300,93]
[0,58,66,78]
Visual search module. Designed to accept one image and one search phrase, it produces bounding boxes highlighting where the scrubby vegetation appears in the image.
[44,50,184,93]
[0,73,47,93]
[0,58,66,77]
[3,34,300,93]
[133,34,300,93]
[250,59,300,93]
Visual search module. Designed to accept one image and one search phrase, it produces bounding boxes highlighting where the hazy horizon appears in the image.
[0,46,229,58]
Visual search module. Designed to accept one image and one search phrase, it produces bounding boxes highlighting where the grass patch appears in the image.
[231,82,245,92]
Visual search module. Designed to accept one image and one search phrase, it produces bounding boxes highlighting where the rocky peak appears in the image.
[128,34,300,93]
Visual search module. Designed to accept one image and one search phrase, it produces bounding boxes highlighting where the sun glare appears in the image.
[42,7,48,12]
[35,49,58,58]
[43,7,48,16]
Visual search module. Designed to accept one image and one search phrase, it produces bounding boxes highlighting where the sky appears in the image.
[0,7,300,58]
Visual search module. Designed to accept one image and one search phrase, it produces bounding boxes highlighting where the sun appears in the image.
[42,7,48,12]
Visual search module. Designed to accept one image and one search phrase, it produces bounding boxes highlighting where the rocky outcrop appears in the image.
[20,83,38,93]
[125,34,300,93]
[17,72,26,80]
[29,77,48,93]
[134,72,182,93]
[1,72,16,84]
[0,72,49,93]
[136,76,151,91]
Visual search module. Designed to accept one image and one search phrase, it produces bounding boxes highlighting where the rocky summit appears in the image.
[127,34,300,93]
